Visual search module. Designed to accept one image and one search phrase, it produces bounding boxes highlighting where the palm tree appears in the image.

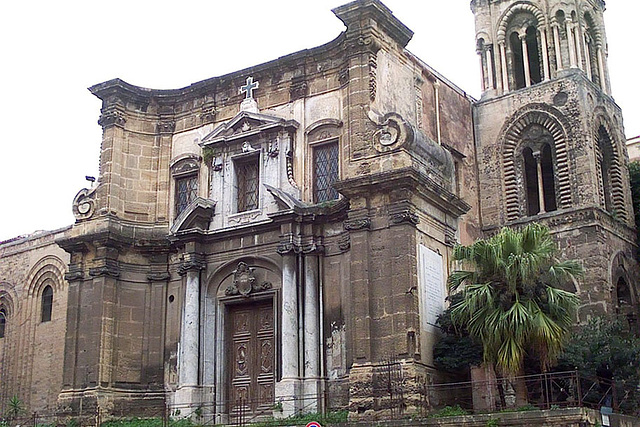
[448,223,582,405]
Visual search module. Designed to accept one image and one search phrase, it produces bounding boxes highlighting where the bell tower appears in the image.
[471,0,639,328]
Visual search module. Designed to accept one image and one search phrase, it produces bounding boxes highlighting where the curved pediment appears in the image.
[201,111,299,146]
[170,197,216,234]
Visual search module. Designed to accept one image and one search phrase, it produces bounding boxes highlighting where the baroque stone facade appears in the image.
[0,0,637,422]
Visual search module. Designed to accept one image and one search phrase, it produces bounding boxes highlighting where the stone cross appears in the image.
[240,77,259,100]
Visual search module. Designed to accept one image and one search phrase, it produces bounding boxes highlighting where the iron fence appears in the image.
[0,371,636,426]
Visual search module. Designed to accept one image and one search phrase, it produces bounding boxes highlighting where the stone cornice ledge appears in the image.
[334,167,470,218]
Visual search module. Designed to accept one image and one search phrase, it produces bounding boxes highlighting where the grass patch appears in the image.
[429,405,470,418]
[249,411,348,426]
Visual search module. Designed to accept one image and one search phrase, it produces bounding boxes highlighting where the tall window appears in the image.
[313,141,339,203]
[509,24,542,89]
[236,157,259,212]
[520,125,557,216]
[0,309,6,338]
[597,126,614,212]
[175,175,198,218]
[41,285,53,323]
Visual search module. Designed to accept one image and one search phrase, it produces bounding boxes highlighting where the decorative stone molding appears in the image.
[286,150,298,189]
[389,210,419,226]
[200,105,216,124]
[89,259,120,278]
[98,109,126,128]
[370,112,414,153]
[157,120,176,134]
[369,53,378,101]
[339,67,350,87]
[267,140,279,158]
[178,255,206,276]
[72,187,97,221]
[64,265,84,282]
[344,218,371,231]
[224,262,273,297]
[147,271,171,282]
[289,77,308,101]
[276,242,298,255]
[338,234,351,252]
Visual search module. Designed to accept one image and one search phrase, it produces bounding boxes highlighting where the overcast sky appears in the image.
[0,1,637,242]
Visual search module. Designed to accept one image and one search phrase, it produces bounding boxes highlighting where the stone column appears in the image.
[485,46,495,90]
[275,250,301,417]
[553,24,563,71]
[478,50,487,92]
[534,152,546,214]
[583,36,592,80]
[520,33,532,87]
[500,42,509,93]
[566,19,577,68]
[597,47,607,93]
[540,29,550,81]
[175,252,205,408]
[303,253,321,412]
[575,25,584,71]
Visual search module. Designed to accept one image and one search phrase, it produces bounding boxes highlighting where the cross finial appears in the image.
[240,77,259,100]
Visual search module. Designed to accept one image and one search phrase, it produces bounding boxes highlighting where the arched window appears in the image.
[0,309,6,338]
[597,125,615,213]
[523,147,540,215]
[520,125,558,216]
[170,155,201,219]
[41,285,53,323]
[584,13,601,87]
[510,32,526,89]
[508,25,542,89]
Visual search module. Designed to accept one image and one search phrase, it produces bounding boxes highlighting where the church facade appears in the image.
[0,0,637,422]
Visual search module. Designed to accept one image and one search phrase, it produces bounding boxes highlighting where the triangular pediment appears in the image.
[201,111,298,146]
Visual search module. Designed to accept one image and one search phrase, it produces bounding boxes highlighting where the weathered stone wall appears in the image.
[0,229,70,414]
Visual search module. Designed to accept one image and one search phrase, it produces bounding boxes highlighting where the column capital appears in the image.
[178,253,206,275]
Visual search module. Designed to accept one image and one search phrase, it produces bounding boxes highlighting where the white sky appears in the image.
[0,1,637,242]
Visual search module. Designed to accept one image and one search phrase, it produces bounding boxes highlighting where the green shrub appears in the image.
[430,405,470,418]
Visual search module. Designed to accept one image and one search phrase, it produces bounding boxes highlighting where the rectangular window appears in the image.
[175,175,198,218]
[236,158,259,212]
[313,141,339,203]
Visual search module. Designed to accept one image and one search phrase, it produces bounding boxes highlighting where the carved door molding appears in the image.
[226,299,275,419]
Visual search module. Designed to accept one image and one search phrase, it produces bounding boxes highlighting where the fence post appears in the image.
[575,370,583,408]
[32,411,37,427]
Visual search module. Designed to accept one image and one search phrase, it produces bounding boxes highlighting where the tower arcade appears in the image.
[472,0,639,324]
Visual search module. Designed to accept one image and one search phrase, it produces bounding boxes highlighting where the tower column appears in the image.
[478,49,487,91]
[540,28,550,81]
[553,24,563,72]
[597,47,607,93]
[575,24,584,71]
[534,152,546,214]
[485,46,495,90]
[583,36,593,80]
[500,42,509,93]
[520,32,532,87]
[566,18,578,68]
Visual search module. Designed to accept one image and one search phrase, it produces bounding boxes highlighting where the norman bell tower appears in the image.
[471,0,639,328]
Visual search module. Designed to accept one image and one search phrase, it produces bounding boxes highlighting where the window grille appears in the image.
[313,141,339,203]
[42,285,53,323]
[175,175,198,218]
[236,158,259,212]
[0,309,6,338]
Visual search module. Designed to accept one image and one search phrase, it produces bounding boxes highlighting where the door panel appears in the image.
[227,300,274,419]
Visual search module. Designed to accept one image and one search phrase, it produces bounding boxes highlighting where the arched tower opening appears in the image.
[595,123,627,221]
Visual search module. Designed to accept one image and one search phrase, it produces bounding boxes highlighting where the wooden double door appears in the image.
[226,300,275,419]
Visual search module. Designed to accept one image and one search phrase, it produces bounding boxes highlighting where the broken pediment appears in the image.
[170,197,216,234]
[201,111,298,146]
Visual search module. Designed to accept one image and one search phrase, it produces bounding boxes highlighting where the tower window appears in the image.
[526,26,542,85]
[520,125,558,217]
[510,32,526,90]
[597,126,614,213]
[0,309,6,338]
[313,141,340,203]
[236,157,260,212]
[523,147,540,216]
[175,175,198,218]
[41,285,53,323]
